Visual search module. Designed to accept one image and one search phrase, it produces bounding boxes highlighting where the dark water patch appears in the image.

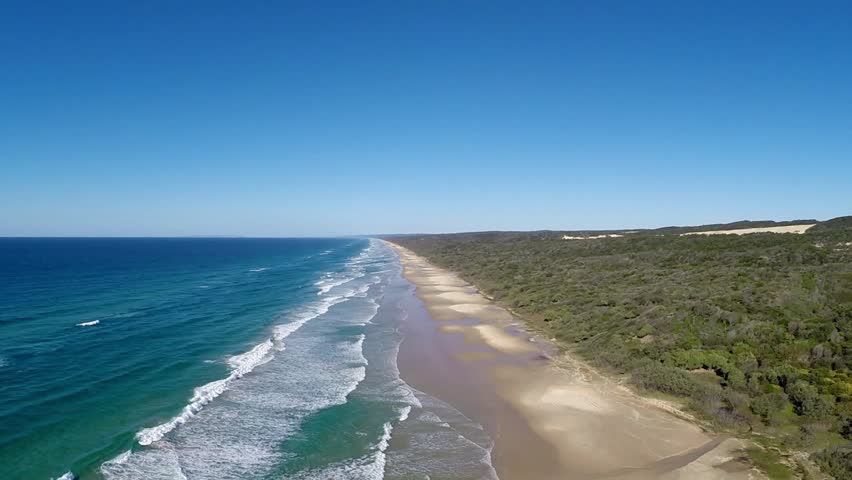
[276,396,398,475]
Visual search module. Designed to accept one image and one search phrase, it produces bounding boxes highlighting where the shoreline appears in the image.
[388,240,764,480]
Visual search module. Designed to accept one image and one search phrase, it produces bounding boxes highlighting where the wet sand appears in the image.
[388,241,764,480]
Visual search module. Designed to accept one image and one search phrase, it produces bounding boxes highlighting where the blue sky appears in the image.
[2,1,850,236]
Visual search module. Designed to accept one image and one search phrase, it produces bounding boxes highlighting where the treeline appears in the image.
[390,217,852,479]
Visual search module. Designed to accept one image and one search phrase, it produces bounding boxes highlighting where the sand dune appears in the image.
[563,234,624,240]
[682,224,815,236]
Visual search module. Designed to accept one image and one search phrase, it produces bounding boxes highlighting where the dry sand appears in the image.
[388,241,765,480]
[682,224,815,236]
[563,234,625,240]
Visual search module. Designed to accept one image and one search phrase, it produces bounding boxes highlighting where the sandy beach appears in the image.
[388,241,765,480]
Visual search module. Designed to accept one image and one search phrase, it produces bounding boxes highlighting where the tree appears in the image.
[814,447,852,480]
[787,381,835,419]
[751,392,790,425]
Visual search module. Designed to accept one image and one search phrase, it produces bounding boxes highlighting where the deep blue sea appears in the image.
[0,238,496,480]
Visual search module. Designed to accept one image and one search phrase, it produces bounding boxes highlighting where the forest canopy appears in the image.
[390,217,852,472]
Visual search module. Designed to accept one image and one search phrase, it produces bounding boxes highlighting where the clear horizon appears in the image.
[2,1,851,236]
[0,215,844,239]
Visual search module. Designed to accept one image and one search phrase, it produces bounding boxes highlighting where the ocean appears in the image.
[0,238,496,480]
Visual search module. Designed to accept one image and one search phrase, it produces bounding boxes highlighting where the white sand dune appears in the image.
[563,234,624,240]
[682,224,815,236]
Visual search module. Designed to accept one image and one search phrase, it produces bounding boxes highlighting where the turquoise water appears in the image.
[0,238,496,480]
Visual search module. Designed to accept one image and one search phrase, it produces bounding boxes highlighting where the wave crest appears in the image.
[133,242,380,447]
[136,341,275,445]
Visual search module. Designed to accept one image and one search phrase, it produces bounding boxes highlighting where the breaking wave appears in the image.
[131,241,385,448]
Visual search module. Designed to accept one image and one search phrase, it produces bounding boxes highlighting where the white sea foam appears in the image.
[76,319,100,327]
[398,405,413,423]
[107,323,372,479]
[315,275,353,295]
[133,245,378,447]
[55,472,76,480]
[372,421,394,478]
[311,241,383,297]
[0,356,7,368]
[226,340,274,370]
[385,392,497,480]
[100,445,188,480]
[315,264,369,295]
[288,407,408,480]
[104,450,132,465]
[136,341,275,445]
[347,281,373,298]
[351,334,369,365]
[272,295,347,349]
[104,240,401,479]
[249,267,269,272]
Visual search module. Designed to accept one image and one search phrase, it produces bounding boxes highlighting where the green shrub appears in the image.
[788,381,836,419]
[751,392,790,423]
[630,362,698,397]
[746,447,794,480]
[813,447,852,480]
[840,415,852,440]
[726,367,747,389]
[637,323,654,337]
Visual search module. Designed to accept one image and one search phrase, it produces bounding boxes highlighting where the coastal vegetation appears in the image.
[390,216,852,478]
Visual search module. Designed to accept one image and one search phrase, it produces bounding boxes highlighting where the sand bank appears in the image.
[388,241,765,480]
